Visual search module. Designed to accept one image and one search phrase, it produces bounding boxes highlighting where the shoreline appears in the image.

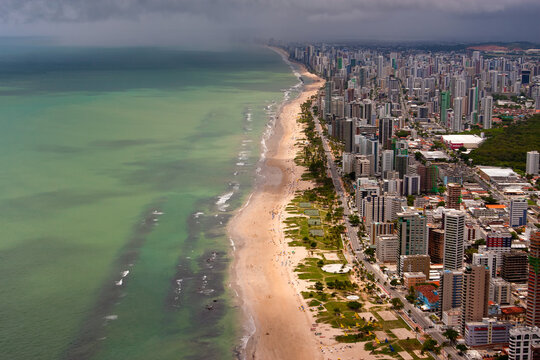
[228,47,324,359]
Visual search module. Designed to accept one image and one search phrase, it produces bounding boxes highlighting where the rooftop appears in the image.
[415,284,439,304]
[478,166,519,178]
[441,134,484,144]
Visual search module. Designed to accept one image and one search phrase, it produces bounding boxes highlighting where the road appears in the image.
[313,113,465,360]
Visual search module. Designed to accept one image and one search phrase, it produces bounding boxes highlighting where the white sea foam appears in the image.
[121,270,129,278]
[229,237,236,251]
[193,212,204,218]
[115,279,123,286]
[105,315,118,320]
[216,191,234,211]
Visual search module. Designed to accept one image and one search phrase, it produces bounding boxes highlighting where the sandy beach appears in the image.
[229,48,324,360]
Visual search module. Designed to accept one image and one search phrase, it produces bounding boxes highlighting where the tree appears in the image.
[348,214,360,226]
[456,344,468,352]
[346,301,362,311]
[390,279,399,287]
[442,328,459,344]
[407,195,415,206]
[391,297,404,310]
[364,247,375,257]
[421,338,438,354]
[437,201,445,207]
[314,281,324,291]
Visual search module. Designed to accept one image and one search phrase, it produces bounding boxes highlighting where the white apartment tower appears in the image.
[443,210,466,271]
[527,151,539,175]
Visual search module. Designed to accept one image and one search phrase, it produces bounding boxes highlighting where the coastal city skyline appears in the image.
[1,1,540,360]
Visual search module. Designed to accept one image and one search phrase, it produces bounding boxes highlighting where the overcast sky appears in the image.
[1,0,539,47]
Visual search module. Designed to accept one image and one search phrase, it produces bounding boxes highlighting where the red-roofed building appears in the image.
[415,284,439,312]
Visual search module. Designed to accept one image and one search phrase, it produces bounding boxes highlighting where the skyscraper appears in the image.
[483,96,493,130]
[324,80,333,116]
[381,150,394,175]
[509,198,528,228]
[440,91,450,126]
[417,163,439,193]
[379,118,393,149]
[443,210,465,271]
[452,97,463,132]
[397,212,428,256]
[446,183,462,210]
[395,154,409,179]
[527,151,540,175]
[526,232,540,327]
[377,55,384,78]
[461,265,490,334]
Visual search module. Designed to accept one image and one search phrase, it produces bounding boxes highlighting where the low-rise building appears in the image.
[415,284,439,312]
[465,318,513,347]
[442,308,461,327]
[403,272,426,288]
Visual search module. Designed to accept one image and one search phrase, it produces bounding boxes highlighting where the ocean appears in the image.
[0,42,300,360]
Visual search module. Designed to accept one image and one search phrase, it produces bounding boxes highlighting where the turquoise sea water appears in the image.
[0,43,298,359]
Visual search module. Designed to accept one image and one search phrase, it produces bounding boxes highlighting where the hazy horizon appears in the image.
[0,0,539,47]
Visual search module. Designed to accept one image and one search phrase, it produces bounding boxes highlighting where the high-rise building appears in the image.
[467,87,478,123]
[527,150,540,175]
[428,227,444,264]
[379,118,393,149]
[452,97,463,132]
[395,154,409,179]
[399,254,430,278]
[403,174,420,196]
[490,278,512,305]
[381,149,394,175]
[342,119,354,153]
[510,198,528,228]
[483,96,493,129]
[439,270,463,316]
[446,183,462,210]
[526,233,540,327]
[473,251,498,278]
[440,91,450,126]
[417,163,439,193]
[501,251,528,283]
[376,235,399,263]
[443,210,465,271]
[461,265,490,334]
[486,231,513,265]
[509,326,540,360]
[397,212,428,256]
[377,55,384,78]
[324,80,333,116]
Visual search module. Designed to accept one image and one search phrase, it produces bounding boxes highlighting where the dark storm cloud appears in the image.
[0,0,539,44]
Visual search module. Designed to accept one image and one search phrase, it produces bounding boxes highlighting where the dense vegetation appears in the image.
[466,114,540,173]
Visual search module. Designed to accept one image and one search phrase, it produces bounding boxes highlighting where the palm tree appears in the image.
[442,328,459,344]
